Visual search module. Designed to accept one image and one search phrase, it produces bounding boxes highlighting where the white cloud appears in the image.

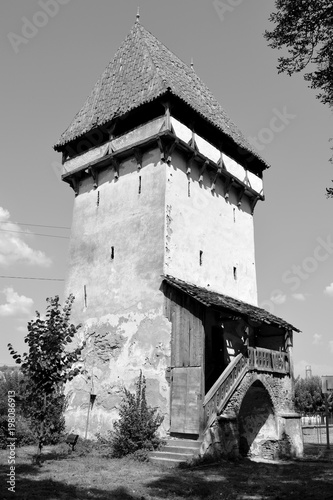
[292,293,306,301]
[312,333,322,345]
[324,282,333,297]
[16,325,27,333]
[0,207,52,267]
[0,288,34,317]
[270,292,286,305]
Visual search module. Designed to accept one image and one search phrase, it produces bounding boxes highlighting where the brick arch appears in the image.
[224,371,289,417]
[238,379,278,458]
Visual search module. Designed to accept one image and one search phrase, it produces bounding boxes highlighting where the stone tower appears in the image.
[54,19,303,459]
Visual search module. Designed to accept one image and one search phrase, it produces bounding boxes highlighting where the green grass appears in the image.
[0,443,332,499]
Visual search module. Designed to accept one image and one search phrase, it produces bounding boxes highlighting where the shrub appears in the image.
[110,371,163,458]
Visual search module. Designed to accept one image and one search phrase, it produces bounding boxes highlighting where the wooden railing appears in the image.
[203,347,290,430]
[248,347,290,374]
[203,353,248,431]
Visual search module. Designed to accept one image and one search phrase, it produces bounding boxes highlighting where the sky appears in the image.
[0,0,332,378]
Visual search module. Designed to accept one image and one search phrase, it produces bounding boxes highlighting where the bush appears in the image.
[110,371,163,458]
[0,368,36,448]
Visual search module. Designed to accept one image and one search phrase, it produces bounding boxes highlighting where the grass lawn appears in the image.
[0,443,332,500]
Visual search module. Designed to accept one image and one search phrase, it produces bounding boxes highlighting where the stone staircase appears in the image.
[149,438,202,467]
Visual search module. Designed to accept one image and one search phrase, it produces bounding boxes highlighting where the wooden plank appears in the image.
[184,367,201,434]
[182,299,190,366]
[174,306,181,367]
[170,367,201,434]
[170,309,176,367]
[170,367,187,433]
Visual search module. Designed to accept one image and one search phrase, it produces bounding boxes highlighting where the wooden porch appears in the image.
[203,346,290,431]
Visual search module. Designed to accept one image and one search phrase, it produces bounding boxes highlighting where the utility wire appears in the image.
[0,276,65,281]
[0,229,69,239]
[0,221,70,230]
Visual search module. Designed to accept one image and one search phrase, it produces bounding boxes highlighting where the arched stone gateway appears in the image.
[238,381,278,459]
[201,372,303,460]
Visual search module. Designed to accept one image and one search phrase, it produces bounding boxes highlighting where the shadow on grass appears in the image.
[0,472,141,500]
[145,458,333,500]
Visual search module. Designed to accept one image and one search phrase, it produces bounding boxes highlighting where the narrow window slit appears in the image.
[199,250,203,266]
[84,285,87,307]
[233,267,237,280]
[97,191,100,207]
[138,175,142,194]
[188,179,191,197]
[111,246,114,260]
[233,207,236,222]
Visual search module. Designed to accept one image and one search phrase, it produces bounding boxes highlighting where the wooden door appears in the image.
[170,367,201,434]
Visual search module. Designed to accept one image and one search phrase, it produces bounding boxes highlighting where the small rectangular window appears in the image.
[111,246,114,260]
[233,207,236,223]
[233,267,237,280]
[199,250,203,266]
[84,285,87,307]
[138,175,142,194]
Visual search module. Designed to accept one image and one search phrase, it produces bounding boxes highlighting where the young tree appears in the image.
[264,0,333,173]
[8,295,84,455]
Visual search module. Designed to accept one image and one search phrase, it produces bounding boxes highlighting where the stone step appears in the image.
[150,456,185,467]
[150,450,195,461]
[149,438,202,467]
[159,444,200,454]
[166,439,202,449]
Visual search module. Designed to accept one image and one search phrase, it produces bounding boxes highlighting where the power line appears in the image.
[0,221,70,230]
[0,229,69,239]
[0,276,65,281]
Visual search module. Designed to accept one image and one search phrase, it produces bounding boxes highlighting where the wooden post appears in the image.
[84,393,91,440]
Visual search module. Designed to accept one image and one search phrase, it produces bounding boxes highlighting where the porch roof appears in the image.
[163,276,300,332]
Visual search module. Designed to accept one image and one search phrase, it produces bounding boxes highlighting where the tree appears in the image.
[295,375,333,413]
[110,371,163,458]
[264,0,333,174]
[7,295,84,455]
[0,369,35,448]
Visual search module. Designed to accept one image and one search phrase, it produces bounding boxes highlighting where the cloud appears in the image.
[16,325,27,333]
[270,292,286,305]
[312,333,322,345]
[0,207,52,267]
[292,293,306,301]
[0,288,34,317]
[324,282,333,297]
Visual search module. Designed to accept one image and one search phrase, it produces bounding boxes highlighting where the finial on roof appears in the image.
[136,6,140,23]
[190,57,194,70]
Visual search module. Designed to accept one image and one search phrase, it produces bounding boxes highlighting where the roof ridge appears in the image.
[135,23,170,92]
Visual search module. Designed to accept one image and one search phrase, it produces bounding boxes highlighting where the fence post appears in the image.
[325,394,330,449]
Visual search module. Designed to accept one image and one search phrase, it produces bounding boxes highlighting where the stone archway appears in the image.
[238,380,279,459]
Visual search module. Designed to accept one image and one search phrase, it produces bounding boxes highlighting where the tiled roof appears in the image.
[54,22,268,169]
[164,276,300,332]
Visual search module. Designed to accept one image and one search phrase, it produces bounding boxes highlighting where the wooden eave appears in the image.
[62,128,264,205]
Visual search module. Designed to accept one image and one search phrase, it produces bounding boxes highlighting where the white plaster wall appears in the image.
[164,150,258,305]
[64,147,172,437]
